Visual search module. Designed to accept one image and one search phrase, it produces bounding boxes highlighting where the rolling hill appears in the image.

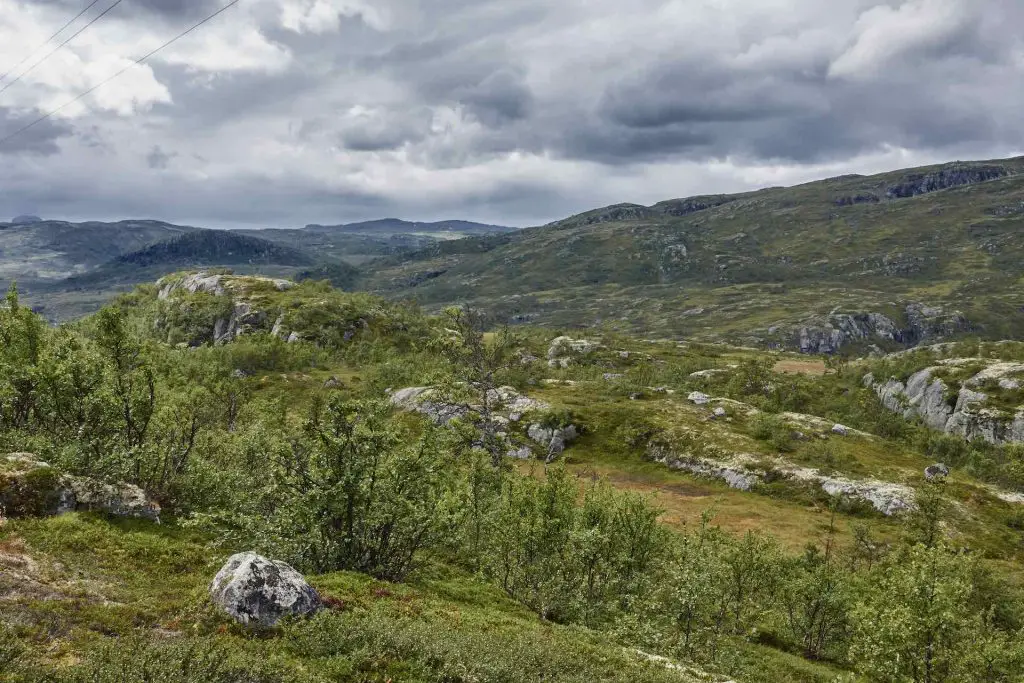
[361,157,1024,353]
[305,218,518,237]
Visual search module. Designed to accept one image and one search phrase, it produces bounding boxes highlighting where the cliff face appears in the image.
[793,304,971,354]
[865,361,1024,444]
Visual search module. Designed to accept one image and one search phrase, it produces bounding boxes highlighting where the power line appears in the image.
[0,0,240,150]
[0,0,106,85]
[0,0,126,97]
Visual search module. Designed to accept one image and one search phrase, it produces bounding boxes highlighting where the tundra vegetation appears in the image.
[1,274,1024,683]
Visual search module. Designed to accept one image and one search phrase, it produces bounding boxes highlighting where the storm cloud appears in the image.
[0,0,1022,227]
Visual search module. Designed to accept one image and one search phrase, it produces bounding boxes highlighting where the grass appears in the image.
[0,513,847,683]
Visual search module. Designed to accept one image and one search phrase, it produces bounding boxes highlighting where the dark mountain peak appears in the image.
[305,218,516,235]
[116,229,315,268]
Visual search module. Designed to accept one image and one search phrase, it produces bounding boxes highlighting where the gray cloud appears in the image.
[146,145,175,168]
[0,108,73,156]
[2,0,1024,227]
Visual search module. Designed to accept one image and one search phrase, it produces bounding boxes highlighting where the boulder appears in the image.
[712,407,727,418]
[0,454,73,517]
[687,391,710,406]
[924,463,950,481]
[0,454,159,521]
[209,552,321,627]
[527,423,578,462]
[831,424,849,436]
[64,476,161,522]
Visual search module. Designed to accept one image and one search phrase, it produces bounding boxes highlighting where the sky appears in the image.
[0,0,1022,229]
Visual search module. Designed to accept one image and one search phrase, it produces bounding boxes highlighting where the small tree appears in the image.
[265,397,457,580]
[434,307,523,466]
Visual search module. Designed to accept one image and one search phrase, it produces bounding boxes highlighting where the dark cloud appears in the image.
[28,0,223,20]
[0,108,73,156]
[3,0,1024,227]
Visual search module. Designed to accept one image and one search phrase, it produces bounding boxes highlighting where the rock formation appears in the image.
[209,552,321,627]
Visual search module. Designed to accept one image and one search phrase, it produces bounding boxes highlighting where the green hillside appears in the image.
[2,273,1024,682]
[362,158,1024,352]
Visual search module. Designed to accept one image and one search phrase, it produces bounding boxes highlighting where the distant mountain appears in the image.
[116,230,315,268]
[10,215,43,225]
[362,157,1024,352]
[0,219,200,284]
[304,218,517,237]
[58,230,317,293]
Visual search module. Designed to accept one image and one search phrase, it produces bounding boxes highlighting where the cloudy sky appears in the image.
[0,0,1022,229]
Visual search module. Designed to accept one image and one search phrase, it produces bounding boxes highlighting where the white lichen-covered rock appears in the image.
[688,391,711,406]
[645,443,916,515]
[831,424,849,436]
[209,552,321,627]
[712,407,727,418]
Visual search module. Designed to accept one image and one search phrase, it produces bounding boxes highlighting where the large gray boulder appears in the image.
[209,552,321,627]
[527,423,579,462]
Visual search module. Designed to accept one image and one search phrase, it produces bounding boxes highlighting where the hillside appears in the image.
[305,218,518,237]
[363,157,1024,353]
[2,273,1024,682]
[0,219,200,283]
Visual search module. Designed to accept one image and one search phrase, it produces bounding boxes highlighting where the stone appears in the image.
[209,552,321,627]
[507,446,533,460]
[546,336,602,367]
[527,423,577,462]
[688,391,710,405]
[1,454,159,521]
[924,463,950,481]
[602,373,624,381]
[286,332,301,344]
[831,424,849,436]
[712,407,727,418]
[64,477,161,522]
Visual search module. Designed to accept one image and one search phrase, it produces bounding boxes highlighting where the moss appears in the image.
[0,465,62,517]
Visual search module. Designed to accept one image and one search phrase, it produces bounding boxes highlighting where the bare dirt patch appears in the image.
[774,359,828,376]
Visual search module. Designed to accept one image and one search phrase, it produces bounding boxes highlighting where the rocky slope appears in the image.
[361,157,1024,352]
[866,359,1024,444]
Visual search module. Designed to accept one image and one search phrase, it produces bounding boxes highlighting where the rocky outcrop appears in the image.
[527,424,579,463]
[794,304,970,354]
[885,164,1008,199]
[867,362,1024,444]
[157,272,295,346]
[646,442,915,515]
[0,454,160,521]
[547,336,602,368]
[209,552,321,627]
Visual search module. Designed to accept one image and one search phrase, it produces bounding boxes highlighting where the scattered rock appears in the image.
[209,552,321,627]
[602,373,624,381]
[688,391,711,406]
[831,424,849,436]
[323,376,342,389]
[712,407,727,418]
[925,463,950,481]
